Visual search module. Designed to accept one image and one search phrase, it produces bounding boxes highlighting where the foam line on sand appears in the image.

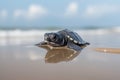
[94,48,120,54]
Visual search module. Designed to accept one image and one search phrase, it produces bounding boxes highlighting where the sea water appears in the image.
[0,27,120,46]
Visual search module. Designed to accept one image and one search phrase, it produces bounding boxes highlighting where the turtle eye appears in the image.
[50,34,56,41]
[44,33,49,40]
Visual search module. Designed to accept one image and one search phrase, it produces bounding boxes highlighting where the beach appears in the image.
[0,28,120,80]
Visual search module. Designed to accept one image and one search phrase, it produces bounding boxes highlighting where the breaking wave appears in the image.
[0,27,120,37]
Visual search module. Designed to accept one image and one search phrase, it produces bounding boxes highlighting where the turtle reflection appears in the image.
[36,43,82,63]
[45,47,80,63]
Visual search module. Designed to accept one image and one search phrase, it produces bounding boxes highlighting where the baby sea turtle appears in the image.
[36,29,90,51]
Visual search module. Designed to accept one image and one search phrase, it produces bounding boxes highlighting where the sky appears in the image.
[0,0,120,28]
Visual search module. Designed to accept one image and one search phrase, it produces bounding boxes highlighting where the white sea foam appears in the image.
[111,26,120,33]
[0,30,44,37]
[76,28,120,35]
[0,27,120,38]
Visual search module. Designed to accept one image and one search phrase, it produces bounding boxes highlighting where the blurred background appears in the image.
[0,0,120,45]
[0,0,120,80]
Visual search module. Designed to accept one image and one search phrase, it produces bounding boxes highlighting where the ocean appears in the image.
[0,26,120,46]
[0,26,120,80]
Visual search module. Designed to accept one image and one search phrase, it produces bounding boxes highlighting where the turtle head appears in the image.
[44,33,63,45]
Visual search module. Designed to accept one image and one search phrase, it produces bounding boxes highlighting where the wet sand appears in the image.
[0,32,120,80]
[1,45,120,80]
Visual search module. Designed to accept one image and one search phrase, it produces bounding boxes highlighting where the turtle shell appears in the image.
[58,29,90,50]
